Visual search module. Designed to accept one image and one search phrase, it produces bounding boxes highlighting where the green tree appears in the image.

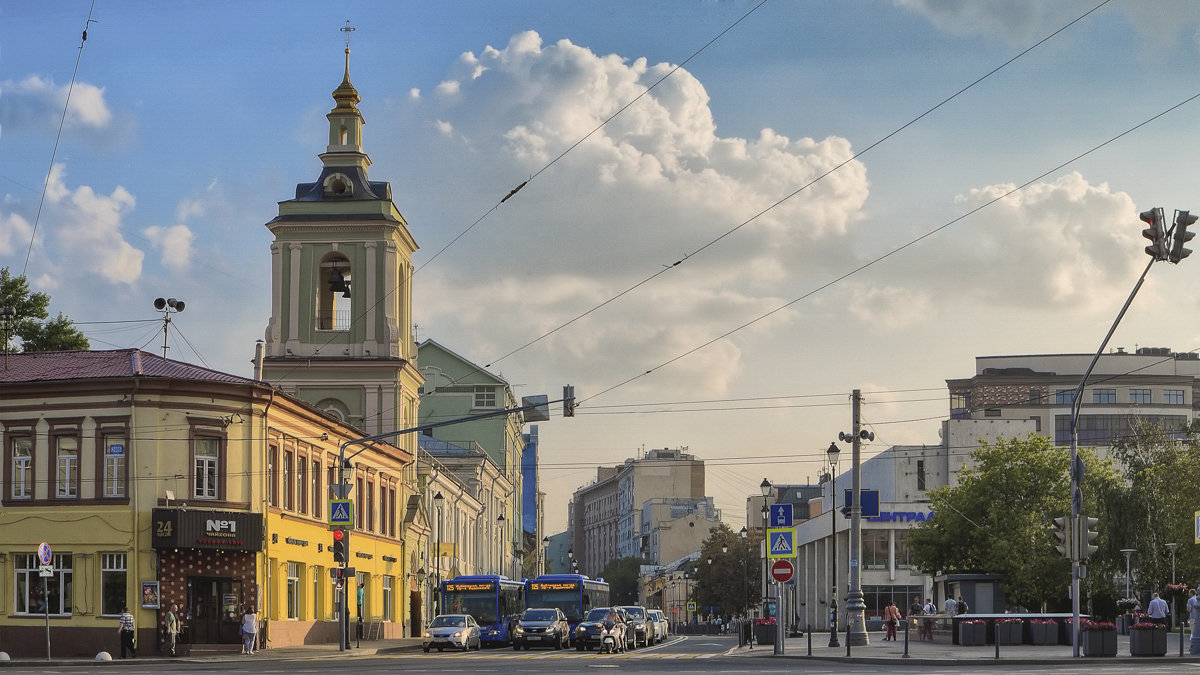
[0,267,88,352]
[908,434,1120,611]
[599,556,645,605]
[691,523,761,619]
[1105,419,1200,600]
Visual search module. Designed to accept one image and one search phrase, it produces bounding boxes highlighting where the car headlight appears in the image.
[514,627,524,634]
[452,630,462,637]
[575,626,584,636]
[423,631,431,638]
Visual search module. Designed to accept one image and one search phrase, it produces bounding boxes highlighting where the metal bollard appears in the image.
[807,623,812,656]
[845,621,851,657]
[994,621,999,660]
[903,615,910,658]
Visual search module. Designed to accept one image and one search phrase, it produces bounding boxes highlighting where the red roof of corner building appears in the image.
[0,349,260,385]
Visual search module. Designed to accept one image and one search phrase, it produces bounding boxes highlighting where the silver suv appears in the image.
[616,605,650,648]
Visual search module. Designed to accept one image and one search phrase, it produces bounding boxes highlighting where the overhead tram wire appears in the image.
[457,0,1115,383]
[267,3,770,392]
[582,89,1200,408]
[351,3,1109,429]
[21,1,99,277]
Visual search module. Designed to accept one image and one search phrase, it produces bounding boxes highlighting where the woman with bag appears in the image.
[883,601,900,641]
[240,605,258,655]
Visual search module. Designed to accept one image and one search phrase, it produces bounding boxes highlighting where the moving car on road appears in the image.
[647,609,669,644]
[616,605,651,647]
[574,606,633,652]
[422,614,482,653]
[513,607,570,650]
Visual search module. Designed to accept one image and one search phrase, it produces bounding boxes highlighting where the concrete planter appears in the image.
[958,622,986,646]
[753,623,776,646]
[1082,629,1117,657]
[995,622,1023,645]
[1129,627,1167,656]
[1029,621,1057,645]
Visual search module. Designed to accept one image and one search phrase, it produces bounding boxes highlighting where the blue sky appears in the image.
[3,1,1200,533]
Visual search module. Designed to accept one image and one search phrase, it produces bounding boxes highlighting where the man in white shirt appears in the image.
[1147,592,1169,626]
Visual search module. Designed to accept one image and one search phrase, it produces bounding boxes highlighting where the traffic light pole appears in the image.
[1066,253,1154,657]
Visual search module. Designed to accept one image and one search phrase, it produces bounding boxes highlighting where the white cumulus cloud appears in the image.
[143,224,194,271]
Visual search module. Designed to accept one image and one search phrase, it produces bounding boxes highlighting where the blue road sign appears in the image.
[841,489,880,518]
[769,503,794,528]
[766,528,795,558]
[329,499,354,527]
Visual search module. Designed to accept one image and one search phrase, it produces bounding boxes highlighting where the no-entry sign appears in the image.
[770,558,794,583]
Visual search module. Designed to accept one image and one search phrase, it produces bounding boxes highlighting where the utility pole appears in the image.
[845,390,869,646]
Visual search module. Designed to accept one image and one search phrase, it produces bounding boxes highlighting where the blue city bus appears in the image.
[524,574,610,640]
[440,575,524,646]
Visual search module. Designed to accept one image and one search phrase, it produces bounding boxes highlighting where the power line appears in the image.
[21,1,99,277]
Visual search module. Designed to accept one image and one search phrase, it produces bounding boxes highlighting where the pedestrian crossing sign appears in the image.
[329,499,354,527]
[766,527,795,559]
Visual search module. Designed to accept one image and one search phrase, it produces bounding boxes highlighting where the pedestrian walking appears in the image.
[943,596,957,616]
[117,606,136,658]
[1147,592,1168,626]
[956,596,969,615]
[241,605,258,654]
[164,603,181,656]
[1186,588,1199,635]
[883,601,900,641]
[922,598,936,640]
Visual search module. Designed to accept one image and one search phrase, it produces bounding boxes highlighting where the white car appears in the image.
[422,614,483,652]
[647,609,669,644]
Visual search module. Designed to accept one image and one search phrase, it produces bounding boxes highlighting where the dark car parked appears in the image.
[616,605,651,647]
[513,607,570,650]
[574,606,634,651]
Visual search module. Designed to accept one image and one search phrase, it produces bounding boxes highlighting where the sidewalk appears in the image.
[0,637,427,667]
[732,628,1200,666]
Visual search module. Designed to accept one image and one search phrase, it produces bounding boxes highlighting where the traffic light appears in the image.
[332,528,348,563]
[1170,210,1197,263]
[1142,208,1167,261]
[1080,516,1099,560]
[563,385,575,417]
[1051,516,1073,560]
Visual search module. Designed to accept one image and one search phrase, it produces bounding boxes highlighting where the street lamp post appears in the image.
[825,442,841,648]
[434,491,444,615]
[496,513,506,576]
[1167,542,1179,626]
[1121,548,1136,600]
[839,393,872,647]
[760,478,771,616]
[739,527,750,648]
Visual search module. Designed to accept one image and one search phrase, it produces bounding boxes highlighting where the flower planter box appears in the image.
[1029,621,1057,645]
[958,622,986,646]
[1130,627,1167,656]
[753,624,776,646]
[995,622,1023,645]
[1082,629,1117,657]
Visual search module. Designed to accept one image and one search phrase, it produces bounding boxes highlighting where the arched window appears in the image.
[318,254,352,330]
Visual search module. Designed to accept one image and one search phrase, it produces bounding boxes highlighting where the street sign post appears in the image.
[329,499,354,527]
[769,503,794,528]
[766,528,795,559]
[770,559,794,583]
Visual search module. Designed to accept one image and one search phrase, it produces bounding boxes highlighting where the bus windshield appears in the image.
[442,590,498,624]
[525,587,584,622]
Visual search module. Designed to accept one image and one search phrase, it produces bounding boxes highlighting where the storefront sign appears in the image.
[867,511,934,523]
[151,508,264,550]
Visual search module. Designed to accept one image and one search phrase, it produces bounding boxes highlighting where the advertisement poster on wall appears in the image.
[142,581,160,609]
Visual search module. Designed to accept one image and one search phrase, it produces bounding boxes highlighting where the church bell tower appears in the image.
[261,43,421,437]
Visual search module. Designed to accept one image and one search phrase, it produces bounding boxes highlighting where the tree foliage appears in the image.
[598,556,645,605]
[0,267,88,352]
[907,434,1120,611]
[1104,419,1200,601]
[691,523,762,619]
